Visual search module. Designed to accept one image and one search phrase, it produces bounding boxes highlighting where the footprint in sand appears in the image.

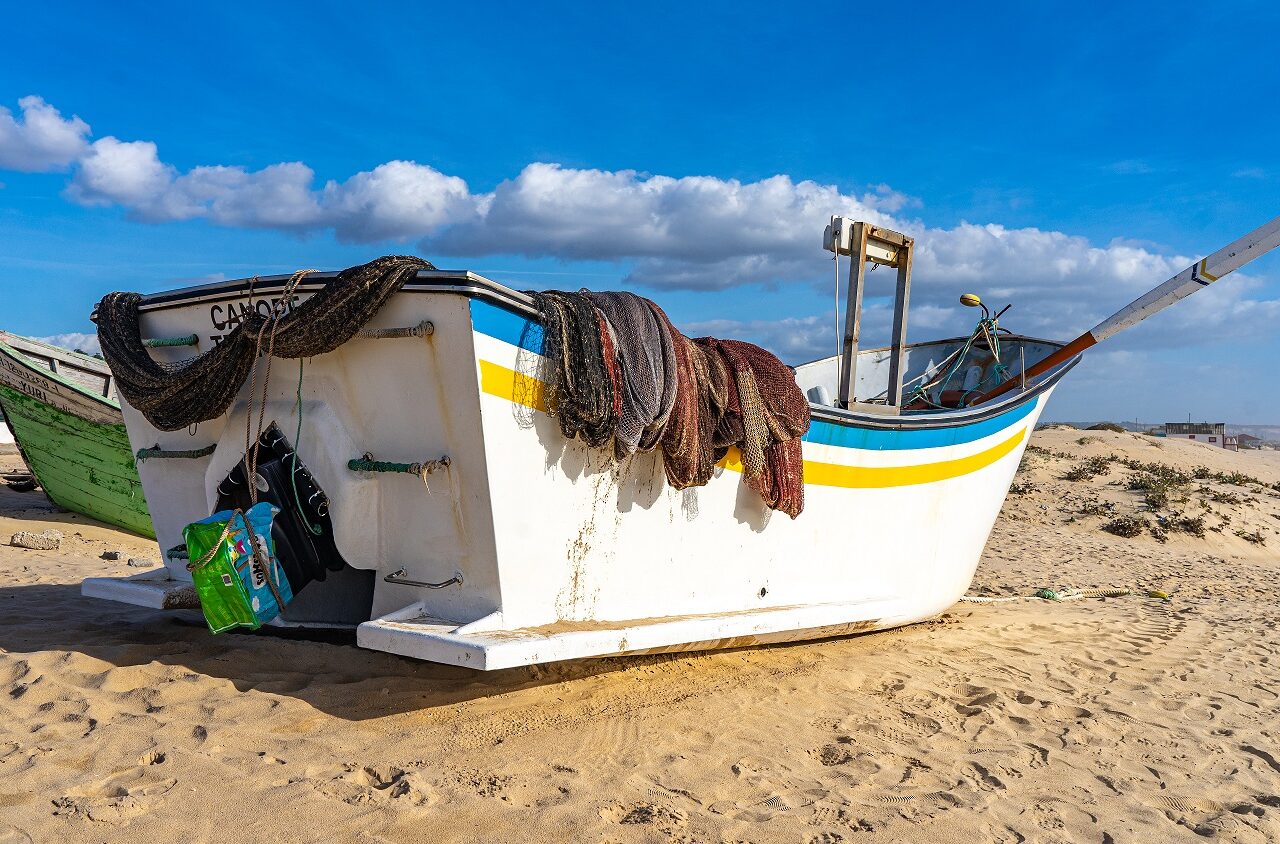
[601,801,689,832]
[0,825,33,844]
[311,764,432,808]
[52,767,177,824]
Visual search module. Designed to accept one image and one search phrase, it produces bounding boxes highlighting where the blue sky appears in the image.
[1,1,1277,422]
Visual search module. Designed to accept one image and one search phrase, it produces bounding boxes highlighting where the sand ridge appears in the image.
[1,435,1279,842]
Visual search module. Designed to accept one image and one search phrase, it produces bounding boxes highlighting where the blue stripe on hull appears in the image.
[469,298,1038,452]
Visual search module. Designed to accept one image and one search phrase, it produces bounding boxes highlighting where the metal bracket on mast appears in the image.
[823,218,915,411]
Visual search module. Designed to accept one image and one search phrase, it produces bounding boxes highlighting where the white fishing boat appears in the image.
[82,215,1280,668]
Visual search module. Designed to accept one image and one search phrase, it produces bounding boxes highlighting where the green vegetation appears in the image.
[1102,515,1148,538]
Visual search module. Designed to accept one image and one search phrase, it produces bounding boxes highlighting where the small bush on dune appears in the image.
[1160,512,1206,538]
[1102,515,1148,538]
[1087,422,1127,433]
[1063,456,1113,482]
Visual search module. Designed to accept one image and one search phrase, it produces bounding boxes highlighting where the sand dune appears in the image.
[1,433,1279,843]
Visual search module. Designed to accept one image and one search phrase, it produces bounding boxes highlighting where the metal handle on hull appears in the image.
[383,568,464,589]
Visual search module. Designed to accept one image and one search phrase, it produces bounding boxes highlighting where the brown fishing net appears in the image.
[528,291,616,448]
[530,290,811,517]
[97,255,433,432]
[583,292,677,459]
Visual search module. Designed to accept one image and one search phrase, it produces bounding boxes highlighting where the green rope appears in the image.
[290,358,323,536]
[136,443,216,461]
[143,334,199,348]
[958,587,1170,604]
[348,455,450,474]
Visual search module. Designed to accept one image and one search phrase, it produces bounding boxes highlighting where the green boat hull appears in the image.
[0,366,155,539]
[0,384,153,537]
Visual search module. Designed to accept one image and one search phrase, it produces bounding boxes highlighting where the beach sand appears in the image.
[1,432,1279,843]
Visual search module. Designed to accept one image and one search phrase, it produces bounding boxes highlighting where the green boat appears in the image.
[0,331,154,537]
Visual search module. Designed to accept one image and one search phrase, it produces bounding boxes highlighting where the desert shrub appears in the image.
[1009,481,1035,495]
[1063,456,1113,482]
[1144,486,1171,510]
[1102,515,1148,538]
[1087,422,1127,433]
[1038,422,1078,430]
[1076,436,1103,446]
[1237,529,1267,546]
[1075,497,1113,517]
[1163,513,1207,538]
[1126,463,1193,512]
[1199,486,1242,505]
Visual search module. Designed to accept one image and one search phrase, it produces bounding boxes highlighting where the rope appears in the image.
[143,334,198,348]
[244,269,314,505]
[187,515,238,572]
[358,321,434,339]
[348,455,451,476]
[958,587,1170,604]
[136,443,216,461]
[96,255,434,432]
[289,358,322,536]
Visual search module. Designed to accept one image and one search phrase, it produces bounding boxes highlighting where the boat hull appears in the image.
[87,271,1068,667]
[0,340,153,538]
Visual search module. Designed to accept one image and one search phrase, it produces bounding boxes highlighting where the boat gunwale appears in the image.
[0,337,121,413]
[90,269,1077,432]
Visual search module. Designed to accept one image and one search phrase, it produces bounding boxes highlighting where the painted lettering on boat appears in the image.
[0,357,62,404]
[207,294,300,344]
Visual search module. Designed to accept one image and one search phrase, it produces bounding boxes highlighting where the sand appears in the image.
[1,432,1280,843]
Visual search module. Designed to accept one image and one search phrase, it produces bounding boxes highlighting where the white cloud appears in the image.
[66,137,176,209]
[37,332,100,356]
[6,95,1278,356]
[428,163,905,290]
[321,160,478,241]
[0,96,91,172]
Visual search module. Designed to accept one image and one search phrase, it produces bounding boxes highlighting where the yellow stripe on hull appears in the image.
[480,359,548,413]
[479,359,1025,489]
[717,427,1025,488]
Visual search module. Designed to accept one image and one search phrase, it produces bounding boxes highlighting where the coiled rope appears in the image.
[96,255,433,432]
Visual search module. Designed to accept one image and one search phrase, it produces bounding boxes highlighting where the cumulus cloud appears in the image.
[0,96,91,171]
[6,94,1277,355]
[64,139,475,238]
[37,332,100,356]
[428,163,904,290]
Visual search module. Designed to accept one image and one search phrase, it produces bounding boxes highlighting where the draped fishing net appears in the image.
[96,255,432,432]
[530,291,811,517]
[528,291,616,448]
[584,292,677,459]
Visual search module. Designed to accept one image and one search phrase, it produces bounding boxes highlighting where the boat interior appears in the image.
[800,218,1065,417]
[794,334,1064,415]
[0,331,115,401]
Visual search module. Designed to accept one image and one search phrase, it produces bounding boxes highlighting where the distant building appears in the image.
[1164,421,1237,451]
[1237,433,1263,449]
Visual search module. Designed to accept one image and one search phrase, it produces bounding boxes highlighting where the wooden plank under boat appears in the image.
[0,331,154,538]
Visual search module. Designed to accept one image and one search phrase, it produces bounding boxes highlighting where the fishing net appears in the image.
[96,255,432,431]
[583,292,677,459]
[697,338,810,517]
[528,291,616,448]
[530,290,811,517]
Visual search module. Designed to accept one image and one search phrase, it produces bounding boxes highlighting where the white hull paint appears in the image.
[88,272,1070,668]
